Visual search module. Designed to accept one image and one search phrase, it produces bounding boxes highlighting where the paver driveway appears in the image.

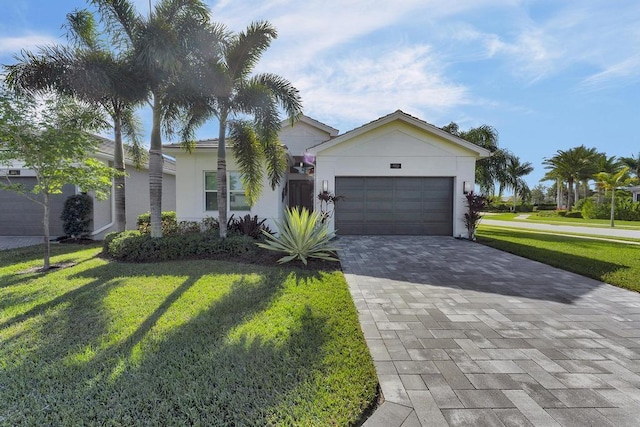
[337,236,640,427]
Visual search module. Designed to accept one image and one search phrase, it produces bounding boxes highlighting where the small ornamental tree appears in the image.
[464,191,487,241]
[0,90,117,270]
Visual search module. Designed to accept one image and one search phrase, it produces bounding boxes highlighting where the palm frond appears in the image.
[230,120,264,205]
[225,21,276,82]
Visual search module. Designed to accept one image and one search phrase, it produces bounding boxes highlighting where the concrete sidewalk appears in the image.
[481,218,640,240]
[338,236,640,427]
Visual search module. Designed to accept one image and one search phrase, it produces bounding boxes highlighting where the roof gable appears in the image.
[307,110,491,158]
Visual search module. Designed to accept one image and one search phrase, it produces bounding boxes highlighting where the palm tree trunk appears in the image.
[217,111,228,239]
[567,178,574,210]
[43,192,50,271]
[113,113,126,232]
[149,94,163,238]
[556,179,562,209]
[513,186,518,212]
[610,189,615,228]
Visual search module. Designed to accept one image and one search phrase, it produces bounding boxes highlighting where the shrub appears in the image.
[104,231,257,262]
[227,214,273,239]
[581,198,596,219]
[556,210,567,217]
[201,216,220,233]
[137,211,178,235]
[534,204,557,211]
[463,192,486,241]
[564,211,582,218]
[516,204,533,213]
[61,194,93,238]
[257,207,338,265]
[178,220,201,234]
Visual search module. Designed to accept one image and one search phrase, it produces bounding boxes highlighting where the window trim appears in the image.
[204,170,250,212]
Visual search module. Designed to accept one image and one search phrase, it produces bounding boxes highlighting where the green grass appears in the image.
[477,226,640,292]
[484,212,640,229]
[0,244,377,426]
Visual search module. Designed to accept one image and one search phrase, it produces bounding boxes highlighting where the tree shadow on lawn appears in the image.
[0,243,102,290]
[0,259,339,425]
[338,235,629,304]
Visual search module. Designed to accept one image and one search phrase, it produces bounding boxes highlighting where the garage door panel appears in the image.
[335,177,453,235]
[0,178,75,236]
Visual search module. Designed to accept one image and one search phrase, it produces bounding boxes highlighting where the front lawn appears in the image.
[0,244,377,425]
[484,212,640,229]
[477,226,640,292]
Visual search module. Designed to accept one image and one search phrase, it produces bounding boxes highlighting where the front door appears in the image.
[288,179,314,212]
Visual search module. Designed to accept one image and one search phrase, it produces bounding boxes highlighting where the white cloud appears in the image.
[289,45,469,126]
[0,34,55,55]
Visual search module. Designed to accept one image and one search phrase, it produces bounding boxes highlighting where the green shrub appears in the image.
[178,220,201,234]
[61,194,93,238]
[257,207,338,265]
[104,231,257,262]
[557,210,567,217]
[516,204,533,213]
[581,198,597,219]
[534,204,557,211]
[137,211,178,235]
[201,216,220,233]
[564,211,582,218]
[534,210,557,218]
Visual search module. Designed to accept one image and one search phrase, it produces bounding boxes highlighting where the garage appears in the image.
[0,177,75,236]
[335,176,453,235]
[308,111,491,238]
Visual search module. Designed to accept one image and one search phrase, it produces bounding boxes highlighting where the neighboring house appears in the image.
[165,110,491,238]
[0,138,176,238]
[628,185,640,202]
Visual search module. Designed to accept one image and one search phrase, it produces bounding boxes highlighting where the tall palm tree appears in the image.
[542,146,594,210]
[181,21,302,238]
[5,10,146,232]
[89,0,222,237]
[620,153,640,179]
[594,166,632,227]
[593,153,622,204]
[504,154,533,211]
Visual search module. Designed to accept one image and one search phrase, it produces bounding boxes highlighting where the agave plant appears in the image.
[257,207,338,265]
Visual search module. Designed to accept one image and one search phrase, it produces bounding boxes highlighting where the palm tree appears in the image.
[89,0,222,237]
[620,153,640,179]
[181,21,302,238]
[593,154,622,204]
[5,10,146,232]
[542,146,593,210]
[594,166,632,227]
[504,154,534,211]
[442,123,508,196]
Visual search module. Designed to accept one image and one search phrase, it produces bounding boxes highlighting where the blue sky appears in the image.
[1,0,639,190]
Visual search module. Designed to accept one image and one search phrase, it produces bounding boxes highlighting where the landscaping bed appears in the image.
[0,244,377,425]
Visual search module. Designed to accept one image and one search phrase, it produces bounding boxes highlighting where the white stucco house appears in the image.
[628,185,640,202]
[0,138,176,238]
[165,110,491,237]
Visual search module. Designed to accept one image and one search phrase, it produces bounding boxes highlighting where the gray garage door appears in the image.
[335,177,453,235]
[0,178,75,236]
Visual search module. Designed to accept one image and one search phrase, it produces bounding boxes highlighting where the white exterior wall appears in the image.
[91,161,177,239]
[313,122,478,238]
[172,150,283,231]
[279,121,332,156]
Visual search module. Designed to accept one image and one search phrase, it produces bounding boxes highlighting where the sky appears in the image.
[1,0,639,190]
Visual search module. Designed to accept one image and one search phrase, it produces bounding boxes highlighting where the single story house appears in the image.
[0,138,176,238]
[628,185,640,202]
[165,110,491,238]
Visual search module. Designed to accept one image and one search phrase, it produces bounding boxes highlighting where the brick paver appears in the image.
[338,236,640,427]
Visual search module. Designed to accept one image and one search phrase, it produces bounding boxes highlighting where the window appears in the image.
[204,172,217,211]
[229,172,250,211]
[204,171,249,211]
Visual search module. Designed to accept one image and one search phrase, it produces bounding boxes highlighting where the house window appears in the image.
[204,171,249,211]
[229,171,250,211]
[636,193,640,202]
[205,172,217,211]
